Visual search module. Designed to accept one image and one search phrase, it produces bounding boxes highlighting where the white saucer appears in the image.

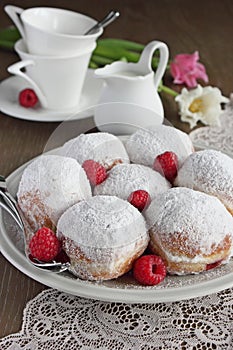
[0,69,104,122]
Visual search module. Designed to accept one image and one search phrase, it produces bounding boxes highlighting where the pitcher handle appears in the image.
[7,60,48,108]
[138,40,169,90]
[4,5,25,40]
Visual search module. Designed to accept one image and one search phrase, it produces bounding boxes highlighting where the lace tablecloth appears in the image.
[189,94,233,156]
[0,287,232,350]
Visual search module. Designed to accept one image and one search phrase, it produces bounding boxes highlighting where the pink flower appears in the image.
[170,51,208,88]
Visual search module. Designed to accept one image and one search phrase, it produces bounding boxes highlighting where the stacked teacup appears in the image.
[5,6,103,110]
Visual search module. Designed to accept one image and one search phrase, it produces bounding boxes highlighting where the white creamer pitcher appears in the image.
[94,40,169,134]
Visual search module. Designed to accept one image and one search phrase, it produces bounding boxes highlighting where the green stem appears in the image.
[93,45,160,69]
[0,26,20,41]
[91,54,113,66]
[0,39,15,49]
[160,84,178,97]
[89,61,98,69]
[97,38,145,52]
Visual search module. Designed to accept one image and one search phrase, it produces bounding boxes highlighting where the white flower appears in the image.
[175,84,229,128]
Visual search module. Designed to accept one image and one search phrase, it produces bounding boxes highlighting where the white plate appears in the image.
[0,69,103,122]
[1,160,233,303]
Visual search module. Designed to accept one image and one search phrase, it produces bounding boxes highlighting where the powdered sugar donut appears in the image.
[125,125,194,168]
[59,132,129,170]
[174,149,233,215]
[94,163,171,201]
[17,155,92,232]
[57,195,149,281]
[145,187,233,275]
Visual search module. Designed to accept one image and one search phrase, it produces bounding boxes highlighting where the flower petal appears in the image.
[170,51,209,87]
[175,85,228,128]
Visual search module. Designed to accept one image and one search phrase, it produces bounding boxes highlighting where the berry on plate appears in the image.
[29,227,61,262]
[19,88,38,108]
[133,255,167,286]
[153,151,178,183]
[128,189,151,212]
[206,259,223,271]
[82,159,108,186]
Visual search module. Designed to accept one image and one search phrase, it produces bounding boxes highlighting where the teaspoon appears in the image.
[84,10,120,35]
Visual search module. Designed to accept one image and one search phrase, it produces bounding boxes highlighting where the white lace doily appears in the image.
[189,94,233,156]
[0,288,233,350]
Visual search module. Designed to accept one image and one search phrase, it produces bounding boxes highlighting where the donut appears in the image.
[174,149,233,215]
[17,155,92,232]
[94,163,171,200]
[59,132,129,170]
[145,187,233,275]
[125,125,194,168]
[57,195,149,281]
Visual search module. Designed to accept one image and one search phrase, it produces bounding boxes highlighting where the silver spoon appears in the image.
[84,10,120,35]
[0,175,24,229]
[0,176,70,273]
[28,255,71,273]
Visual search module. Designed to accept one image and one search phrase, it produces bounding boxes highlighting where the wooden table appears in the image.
[0,0,232,338]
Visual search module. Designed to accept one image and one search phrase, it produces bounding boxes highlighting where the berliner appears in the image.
[94,163,170,200]
[125,125,194,168]
[145,187,233,275]
[174,149,233,215]
[17,155,92,232]
[57,195,149,281]
[59,132,129,170]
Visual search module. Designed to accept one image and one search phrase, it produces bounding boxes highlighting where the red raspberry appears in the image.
[128,189,151,212]
[206,259,223,271]
[54,249,70,264]
[153,151,178,183]
[19,88,38,108]
[133,255,167,286]
[82,159,107,186]
[29,227,61,262]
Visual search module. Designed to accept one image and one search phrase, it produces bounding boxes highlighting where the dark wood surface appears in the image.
[0,0,233,338]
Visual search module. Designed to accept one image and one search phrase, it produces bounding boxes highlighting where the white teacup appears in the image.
[5,5,103,56]
[8,39,95,110]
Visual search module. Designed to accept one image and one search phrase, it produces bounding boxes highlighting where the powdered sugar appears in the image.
[57,195,148,248]
[94,163,171,200]
[145,187,233,259]
[125,125,194,167]
[175,149,233,211]
[59,132,129,169]
[17,155,92,228]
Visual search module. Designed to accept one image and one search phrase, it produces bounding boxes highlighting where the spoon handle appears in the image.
[29,256,70,272]
[85,10,120,35]
[0,187,71,273]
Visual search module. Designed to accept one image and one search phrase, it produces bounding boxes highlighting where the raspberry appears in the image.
[19,88,38,108]
[206,259,223,271]
[82,159,107,186]
[29,227,61,262]
[128,189,151,212]
[54,249,70,264]
[133,255,167,286]
[153,151,178,183]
